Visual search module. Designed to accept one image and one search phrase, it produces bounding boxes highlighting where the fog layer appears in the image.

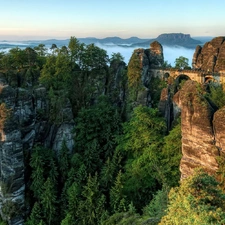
[96,43,195,67]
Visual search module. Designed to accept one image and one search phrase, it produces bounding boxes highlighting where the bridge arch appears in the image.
[175,74,191,83]
[204,75,217,83]
[163,72,170,80]
[174,74,191,92]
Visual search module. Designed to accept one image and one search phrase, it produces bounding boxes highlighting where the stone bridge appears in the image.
[149,68,225,84]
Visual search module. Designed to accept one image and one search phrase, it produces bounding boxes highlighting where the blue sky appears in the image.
[0,0,225,40]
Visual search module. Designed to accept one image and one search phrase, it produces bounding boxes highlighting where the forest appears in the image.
[0,37,225,225]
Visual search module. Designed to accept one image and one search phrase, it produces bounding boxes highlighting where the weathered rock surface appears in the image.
[0,83,75,224]
[173,80,219,179]
[213,106,225,153]
[192,36,225,72]
[129,41,164,106]
[108,60,127,108]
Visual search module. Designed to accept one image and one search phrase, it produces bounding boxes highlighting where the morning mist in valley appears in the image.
[96,43,195,66]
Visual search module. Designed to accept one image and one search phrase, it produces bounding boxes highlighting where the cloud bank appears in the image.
[96,43,195,67]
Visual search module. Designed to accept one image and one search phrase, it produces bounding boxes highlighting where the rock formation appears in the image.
[192,36,225,72]
[173,80,220,179]
[213,106,225,153]
[128,41,164,106]
[0,82,75,224]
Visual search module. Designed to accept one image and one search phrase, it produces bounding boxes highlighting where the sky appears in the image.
[0,0,225,41]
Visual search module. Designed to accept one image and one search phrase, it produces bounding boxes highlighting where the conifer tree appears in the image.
[40,178,57,225]
[110,170,127,213]
[30,148,45,199]
[25,202,43,225]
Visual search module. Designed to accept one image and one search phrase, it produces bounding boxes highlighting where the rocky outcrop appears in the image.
[213,106,225,153]
[0,82,75,224]
[108,60,127,108]
[192,36,225,72]
[129,41,164,106]
[173,80,219,179]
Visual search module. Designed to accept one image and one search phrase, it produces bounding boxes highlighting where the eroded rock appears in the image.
[192,36,225,72]
[173,80,219,179]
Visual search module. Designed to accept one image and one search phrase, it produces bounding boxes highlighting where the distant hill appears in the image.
[130,33,203,49]
[0,33,212,50]
[34,36,150,46]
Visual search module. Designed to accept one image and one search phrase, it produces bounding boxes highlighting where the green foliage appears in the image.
[30,147,45,198]
[110,52,124,64]
[1,200,20,221]
[110,170,127,213]
[174,56,189,69]
[161,60,172,69]
[117,106,166,211]
[78,174,107,225]
[41,178,57,225]
[75,96,121,174]
[30,146,58,200]
[207,83,225,109]
[143,187,168,221]
[161,121,182,187]
[160,169,225,225]
[58,140,70,183]
[149,77,167,108]
[25,202,44,225]
[127,51,142,101]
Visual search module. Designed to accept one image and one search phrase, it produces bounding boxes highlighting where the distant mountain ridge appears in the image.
[0,33,212,50]
[130,33,202,48]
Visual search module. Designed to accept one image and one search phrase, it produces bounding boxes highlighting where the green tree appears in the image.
[117,106,166,211]
[41,178,57,225]
[25,202,43,225]
[161,121,182,187]
[30,147,45,199]
[127,51,142,101]
[110,170,127,213]
[110,52,124,64]
[207,83,225,109]
[77,174,107,225]
[34,44,47,69]
[162,60,172,69]
[174,56,189,69]
[160,169,225,225]
[58,140,70,183]
[75,96,121,174]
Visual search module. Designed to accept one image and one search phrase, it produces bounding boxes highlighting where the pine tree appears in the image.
[40,178,57,225]
[30,148,45,199]
[25,202,43,225]
[77,174,106,225]
[58,140,70,183]
[110,170,127,213]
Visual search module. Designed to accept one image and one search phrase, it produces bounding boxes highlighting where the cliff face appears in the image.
[173,81,219,179]
[129,41,164,106]
[0,82,75,224]
[213,106,225,153]
[192,36,225,72]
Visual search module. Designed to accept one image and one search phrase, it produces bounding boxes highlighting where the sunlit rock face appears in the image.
[192,36,225,72]
[173,80,219,179]
[214,106,225,154]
